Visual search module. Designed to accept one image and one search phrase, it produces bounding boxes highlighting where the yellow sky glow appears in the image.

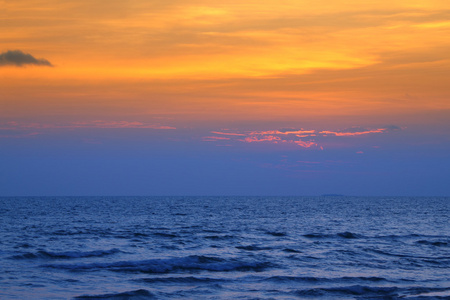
[1,0,450,123]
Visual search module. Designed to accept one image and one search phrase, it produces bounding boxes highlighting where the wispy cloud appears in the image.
[240,136,282,143]
[211,131,246,136]
[320,128,386,136]
[203,126,400,149]
[0,50,53,67]
[1,121,175,131]
[250,130,316,135]
[320,126,401,136]
[70,121,175,129]
[206,128,318,148]
[294,140,317,148]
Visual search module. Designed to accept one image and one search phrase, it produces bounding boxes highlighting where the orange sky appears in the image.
[1,0,450,196]
[1,0,450,124]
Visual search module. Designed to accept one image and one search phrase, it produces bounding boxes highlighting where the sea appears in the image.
[0,196,448,299]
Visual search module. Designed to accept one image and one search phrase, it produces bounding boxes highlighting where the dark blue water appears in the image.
[0,197,449,299]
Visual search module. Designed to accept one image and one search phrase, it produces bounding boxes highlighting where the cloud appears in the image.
[240,136,282,143]
[205,128,318,148]
[250,129,316,135]
[203,136,230,141]
[240,135,317,148]
[0,120,175,130]
[203,125,401,149]
[319,126,400,136]
[319,126,402,137]
[0,50,53,67]
[71,121,175,129]
[294,140,317,148]
[320,129,386,136]
[211,131,246,136]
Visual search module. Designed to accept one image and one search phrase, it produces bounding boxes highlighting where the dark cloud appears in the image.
[0,50,53,67]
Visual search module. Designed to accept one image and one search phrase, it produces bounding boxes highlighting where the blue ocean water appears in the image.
[0,196,449,299]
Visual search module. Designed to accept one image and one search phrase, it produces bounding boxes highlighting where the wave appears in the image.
[282,248,302,253]
[75,289,155,299]
[51,229,112,236]
[135,276,228,284]
[151,232,178,238]
[416,240,449,247]
[14,243,33,249]
[336,232,361,239]
[10,248,121,260]
[112,232,179,239]
[236,245,273,251]
[294,285,450,298]
[172,213,187,216]
[263,276,388,283]
[132,232,150,238]
[42,255,273,273]
[294,285,399,297]
[265,231,287,237]
[367,248,450,260]
[303,232,362,239]
[203,235,235,240]
[372,234,450,247]
[302,232,449,242]
[201,229,222,233]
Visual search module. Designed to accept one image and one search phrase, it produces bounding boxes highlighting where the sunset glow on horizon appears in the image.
[1,0,449,196]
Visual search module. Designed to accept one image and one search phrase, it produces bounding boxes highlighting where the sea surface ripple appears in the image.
[0,196,449,299]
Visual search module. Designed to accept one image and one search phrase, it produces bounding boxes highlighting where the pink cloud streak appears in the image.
[211,131,247,136]
[203,136,231,141]
[203,125,397,149]
[240,136,282,143]
[250,130,316,135]
[294,140,317,148]
[319,129,386,136]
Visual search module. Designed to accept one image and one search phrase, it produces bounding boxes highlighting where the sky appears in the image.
[1,0,449,196]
